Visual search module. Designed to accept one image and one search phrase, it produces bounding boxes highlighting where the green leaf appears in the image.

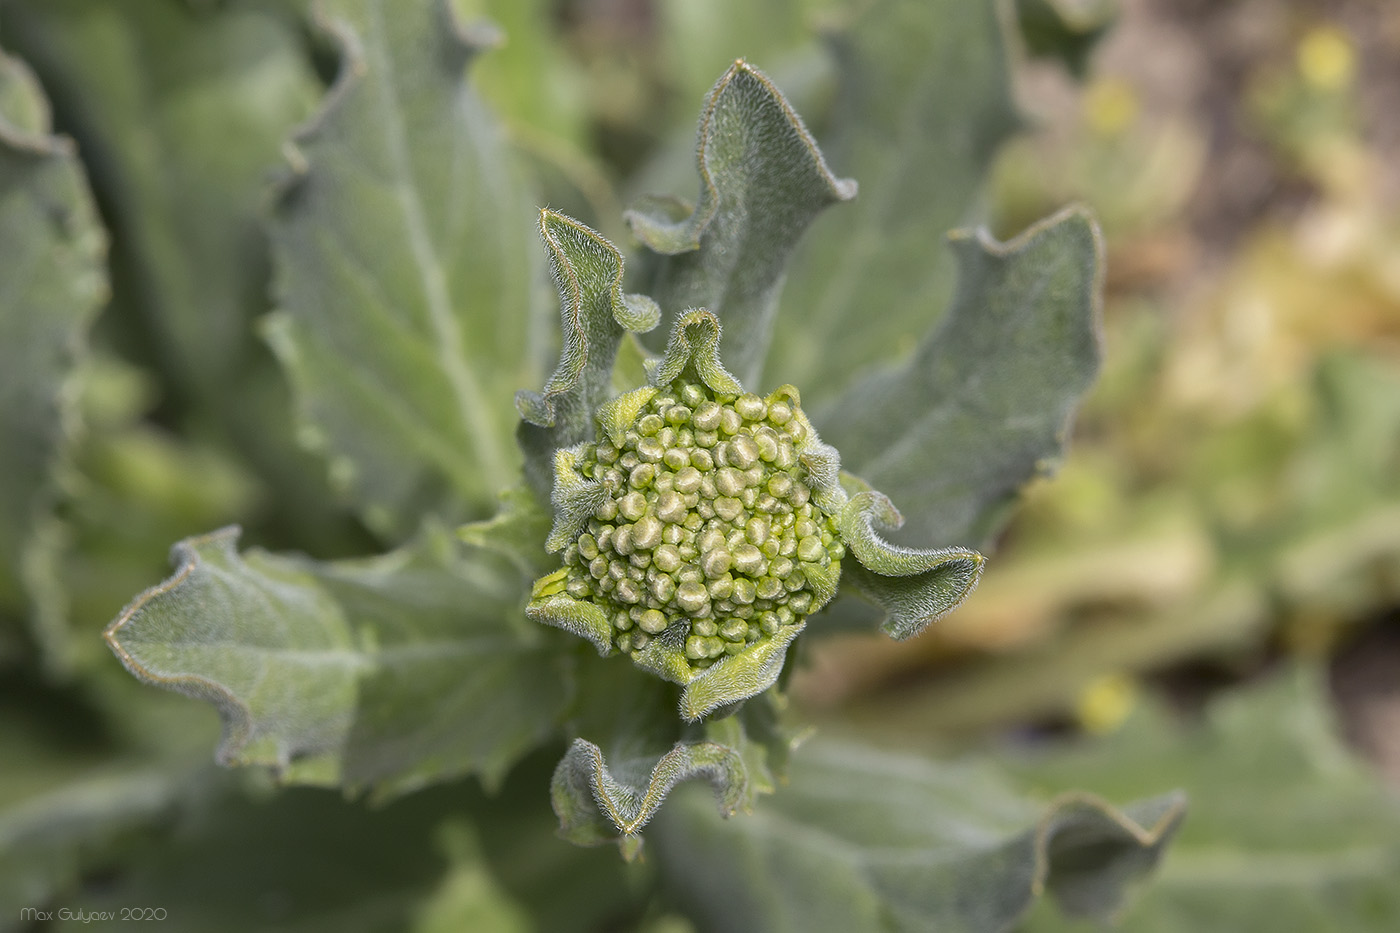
[552,736,748,855]
[763,0,1020,400]
[104,522,569,798]
[0,0,367,560]
[820,208,1103,550]
[455,483,554,577]
[835,488,985,639]
[33,776,477,933]
[266,0,544,536]
[0,0,317,400]
[547,656,798,853]
[0,768,184,916]
[653,739,1184,933]
[0,45,106,660]
[516,210,659,496]
[628,60,855,388]
[1010,668,1400,932]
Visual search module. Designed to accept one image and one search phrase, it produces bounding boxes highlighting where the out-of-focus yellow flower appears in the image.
[1084,77,1139,136]
[1076,673,1139,734]
[1297,25,1356,92]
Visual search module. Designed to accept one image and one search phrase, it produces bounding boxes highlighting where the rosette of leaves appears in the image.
[2,0,1187,928]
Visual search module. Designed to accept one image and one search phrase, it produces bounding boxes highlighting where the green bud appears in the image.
[530,320,849,693]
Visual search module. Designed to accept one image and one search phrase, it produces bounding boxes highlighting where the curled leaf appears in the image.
[516,210,659,494]
[551,737,748,856]
[526,581,616,658]
[542,445,605,553]
[642,623,807,723]
[836,489,985,640]
[647,309,744,397]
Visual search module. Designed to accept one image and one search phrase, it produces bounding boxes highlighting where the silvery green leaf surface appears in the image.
[654,739,1184,933]
[0,0,317,401]
[628,60,855,388]
[1012,668,1400,932]
[0,47,106,657]
[821,209,1103,551]
[516,210,659,496]
[266,0,544,536]
[763,0,1020,401]
[103,522,569,798]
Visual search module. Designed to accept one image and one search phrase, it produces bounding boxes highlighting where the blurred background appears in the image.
[793,0,1400,783]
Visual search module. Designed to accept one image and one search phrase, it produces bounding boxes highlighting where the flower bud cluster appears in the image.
[556,381,844,669]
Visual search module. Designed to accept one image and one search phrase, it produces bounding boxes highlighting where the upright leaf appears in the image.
[764,0,1020,400]
[266,0,544,535]
[628,60,855,388]
[104,521,569,798]
[516,210,659,496]
[654,739,1183,933]
[0,46,106,658]
[820,209,1103,550]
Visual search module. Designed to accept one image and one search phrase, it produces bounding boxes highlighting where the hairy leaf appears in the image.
[1011,669,1400,932]
[836,487,985,639]
[821,208,1103,550]
[266,0,544,535]
[0,46,106,659]
[628,60,855,388]
[104,522,569,798]
[552,736,748,855]
[654,739,1184,933]
[516,210,659,496]
[764,0,1020,400]
[548,656,799,853]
